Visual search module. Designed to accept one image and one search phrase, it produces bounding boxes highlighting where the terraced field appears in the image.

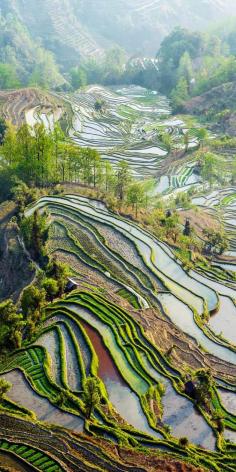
[0,88,64,128]
[1,194,236,470]
[62,85,200,179]
[1,84,236,471]
[192,188,236,257]
[0,84,202,187]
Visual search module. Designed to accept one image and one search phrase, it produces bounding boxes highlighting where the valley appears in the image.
[0,80,235,472]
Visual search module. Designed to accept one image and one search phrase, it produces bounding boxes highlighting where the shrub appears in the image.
[179,436,189,447]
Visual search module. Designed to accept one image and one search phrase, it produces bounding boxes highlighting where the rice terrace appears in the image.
[0,1,236,471]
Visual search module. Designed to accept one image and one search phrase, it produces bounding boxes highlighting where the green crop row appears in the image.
[0,440,63,471]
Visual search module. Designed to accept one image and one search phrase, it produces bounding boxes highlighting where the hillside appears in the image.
[78,0,236,54]
[0,88,66,127]
[2,0,236,71]
[1,0,104,66]
[0,201,34,301]
[183,81,236,135]
[1,5,236,470]
[1,83,236,472]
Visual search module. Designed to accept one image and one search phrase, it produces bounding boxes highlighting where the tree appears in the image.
[94,99,106,112]
[70,66,87,90]
[163,212,180,242]
[43,277,59,301]
[178,51,193,89]
[0,117,7,145]
[197,128,208,150]
[199,152,218,187]
[179,437,189,448]
[82,377,101,419]
[29,48,65,89]
[46,257,70,295]
[194,369,214,406]
[116,161,130,201]
[103,47,126,84]
[20,210,48,262]
[171,77,189,111]
[183,219,191,236]
[11,179,37,215]
[231,156,236,185]
[33,123,54,185]
[159,132,172,153]
[183,131,190,152]
[90,149,101,187]
[158,27,203,94]
[0,300,19,325]
[0,378,11,403]
[52,123,65,177]
[2,121,18,166]
[127,182,145,217]
[104,161,115,192]
[0,300,23,350]
[21,284,46,317]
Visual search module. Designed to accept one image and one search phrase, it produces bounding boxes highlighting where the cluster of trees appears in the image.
[185,368,225,432]
[156,26,236,110]
[2,118,229,262]
[0,171,71,351]
[196,150,235,187]
[0,255,70,350]
[0,121,151,214]
[20,210,49,263]
[1,122,67,190]
[67,24,236,97]
[70,47,126,89]
[0,299,24,350]
[69,47,160,91]
[185,369,214,409]
[82,377,101,419]
[0,14,65,90]
[143,205,198,256]
[2,10,236,100]
[203,228,229,255]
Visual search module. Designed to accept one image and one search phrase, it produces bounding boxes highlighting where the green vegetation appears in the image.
[156,26,236,112]
[0,186,236,470]
[0,299,24,350]
[0,13,65,90]
[82,377,101,419]
[203,229,229,256]
[0,378,11,403]
[0,15,236,470]
[0,118,6,145]
[0,440,63,471]
[20,210,48,263]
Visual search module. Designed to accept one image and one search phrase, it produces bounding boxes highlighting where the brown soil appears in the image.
[179,208,220,239]
[0,88,64,127]
[132,306,236,383]
[0,414,206,472]
[183,80,236,136]
[118,448,204,472]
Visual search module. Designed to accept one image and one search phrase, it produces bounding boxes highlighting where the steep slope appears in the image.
[183,81,236,135]
[77,0,236,54]
[0,202,34,301]
[2,0,236,65]
[1,0,104,68]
